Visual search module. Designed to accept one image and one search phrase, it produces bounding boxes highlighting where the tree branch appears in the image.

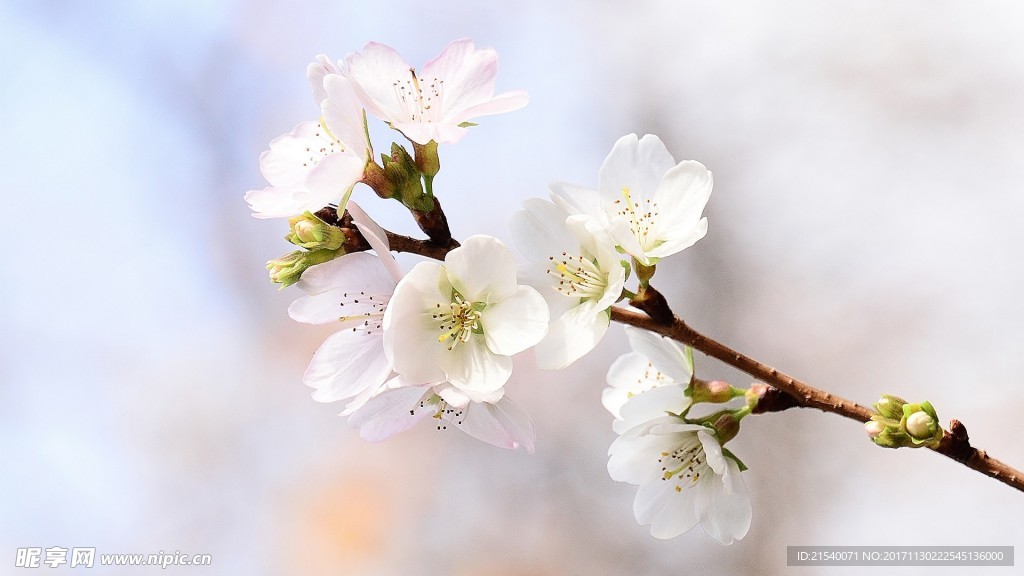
[340,217,1024,493]
[609,305,1024,493]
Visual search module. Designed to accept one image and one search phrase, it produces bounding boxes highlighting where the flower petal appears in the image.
[532,302,608,370]
[382,261,450,384]
[421,38,497,117]
[508,198,576,263]
[457,396,536,453]
[613,385,691,434]
[623,325,692,384]
[480,285,549,356]
[303,328,391,403]
[307,54,339,105]
[322,74,370,157]
[347,385,432,442]
[598,133,677,201]
[444,235,518,302]
[453,90,529,124]
[344,41,415,123]
[698,459,752,545]
[440,336,513,394]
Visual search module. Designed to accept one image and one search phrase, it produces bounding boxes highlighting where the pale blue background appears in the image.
[3,1,1023,574]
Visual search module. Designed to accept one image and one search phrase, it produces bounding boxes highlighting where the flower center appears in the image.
[547,251,608,301]
[337,290,389,336]
[659,438,711,492]
[301,118,346,169]
[433,292,483,351]
[612,187,661,250]
[409,394,466,430]
[392,68,444,123]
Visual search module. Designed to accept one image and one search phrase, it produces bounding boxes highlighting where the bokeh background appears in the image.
[3,1,1024,574]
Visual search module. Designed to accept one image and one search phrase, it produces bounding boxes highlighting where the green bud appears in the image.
[712,412,741,444]
[874,394,907,420]
[691,379,744,404]
[266,247,341,288]
[900,401,943,447]
[285,212,346,250]
[867,396,943,449]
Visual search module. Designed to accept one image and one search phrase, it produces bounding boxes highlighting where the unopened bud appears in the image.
[905,411,935,439]
[709,411,742,444]
[864,420,885,439]
[286,212,346,250]
[874,394,907,420]
[692,379,743,404]
[267,248,341,288]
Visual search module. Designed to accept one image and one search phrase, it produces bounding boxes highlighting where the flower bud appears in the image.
[867,397,943,449]
[266,247,342,288]
[874,394,907,420]
[900,401,942,446]
[286,212,346,250]
[691,379,743,404]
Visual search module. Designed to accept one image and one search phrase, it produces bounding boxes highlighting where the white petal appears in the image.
[453,90,529,124]
[623,325,692,384]
[602,351,650,418]
[444,235,518,302]
[435,381,506,406]
[647,480,701,540]
[258,122,322,189]
[421,38,497,118]
[532,303,608,370]
[348,386,432,442]
[457,396,536,453]
[303,148,365,207]
[698,460,752,545]
[607,430,678,484]
[391,122,467,145]
[303,329,390,403]
[244,186,311,219]
[481,285,549,356]
[697,429,728,476]
[307,54,339,105]
[292,251,395,296]
[344,41,415,123]
[598,134,677,202]
[548,182,606,223]
[347,201,403,283]
[508,198,575,263]
[439,337,513,394]
[652,160,712,233]
[614,385,691,434]
[382,261,450,384]
[321,74,370,157]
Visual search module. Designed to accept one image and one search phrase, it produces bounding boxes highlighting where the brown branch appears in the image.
[384,230,459,260]
[339,215,1024,493]
[609,305,1024,493]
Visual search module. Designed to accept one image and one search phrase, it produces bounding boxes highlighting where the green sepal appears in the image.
[722,448,748,472]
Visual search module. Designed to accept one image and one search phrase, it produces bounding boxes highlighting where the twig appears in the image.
[609,305,1024,493]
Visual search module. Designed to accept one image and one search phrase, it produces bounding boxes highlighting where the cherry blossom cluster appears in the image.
[247,39,753,543]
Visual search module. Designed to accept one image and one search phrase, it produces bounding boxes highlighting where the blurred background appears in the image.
[3,1,1024,574]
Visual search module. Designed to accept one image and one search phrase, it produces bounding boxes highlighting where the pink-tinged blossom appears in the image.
[246,67,370,219]
[344,38,528,144]
[287,203,399,414]
[348,376,536,452]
